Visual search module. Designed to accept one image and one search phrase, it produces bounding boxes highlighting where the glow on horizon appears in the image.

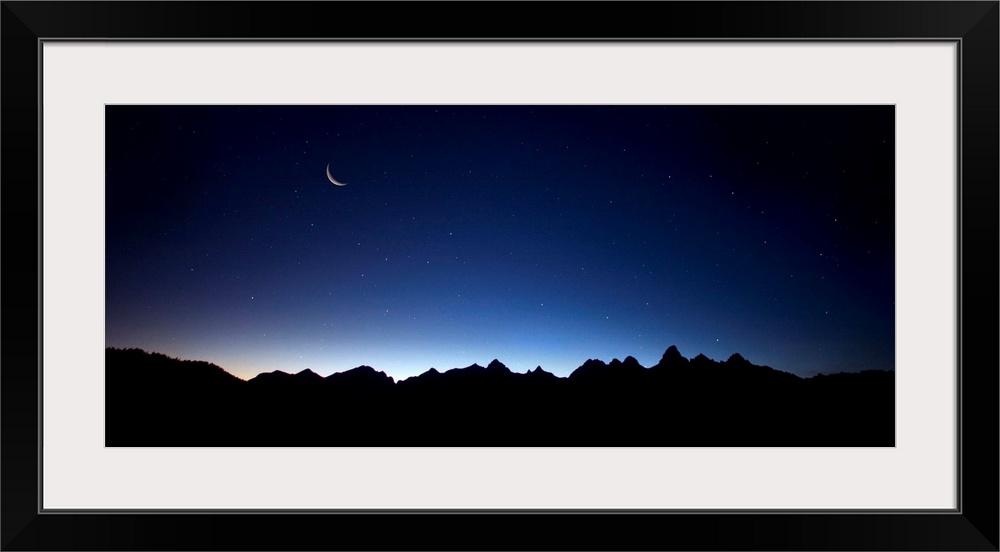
[107,339,687,382]
[105,332,841,383]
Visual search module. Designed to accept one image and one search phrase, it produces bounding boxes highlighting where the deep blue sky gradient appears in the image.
[105,106,894,381]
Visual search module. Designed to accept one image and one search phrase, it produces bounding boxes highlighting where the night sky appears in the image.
[105,106,894,381]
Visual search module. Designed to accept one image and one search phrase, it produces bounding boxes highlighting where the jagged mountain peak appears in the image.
[661,345,686,361]
[486,359,510,372]
[525,365,557,379]
[726,353,749,365]
[326,365,394,384]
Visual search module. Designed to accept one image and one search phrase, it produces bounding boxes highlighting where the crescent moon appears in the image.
[326,163,348,187]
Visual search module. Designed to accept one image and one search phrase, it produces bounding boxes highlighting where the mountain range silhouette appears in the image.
[106,346,893,446]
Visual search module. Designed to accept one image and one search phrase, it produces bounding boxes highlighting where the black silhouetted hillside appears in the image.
[105,348,245,445]
[105,346,893,446]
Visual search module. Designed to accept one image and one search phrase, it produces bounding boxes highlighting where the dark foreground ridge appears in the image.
[106,346,893,446]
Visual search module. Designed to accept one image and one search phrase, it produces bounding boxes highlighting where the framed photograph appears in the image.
[3,2,997,550]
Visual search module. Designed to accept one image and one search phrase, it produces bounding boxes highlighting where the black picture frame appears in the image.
[2,2,997,550]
